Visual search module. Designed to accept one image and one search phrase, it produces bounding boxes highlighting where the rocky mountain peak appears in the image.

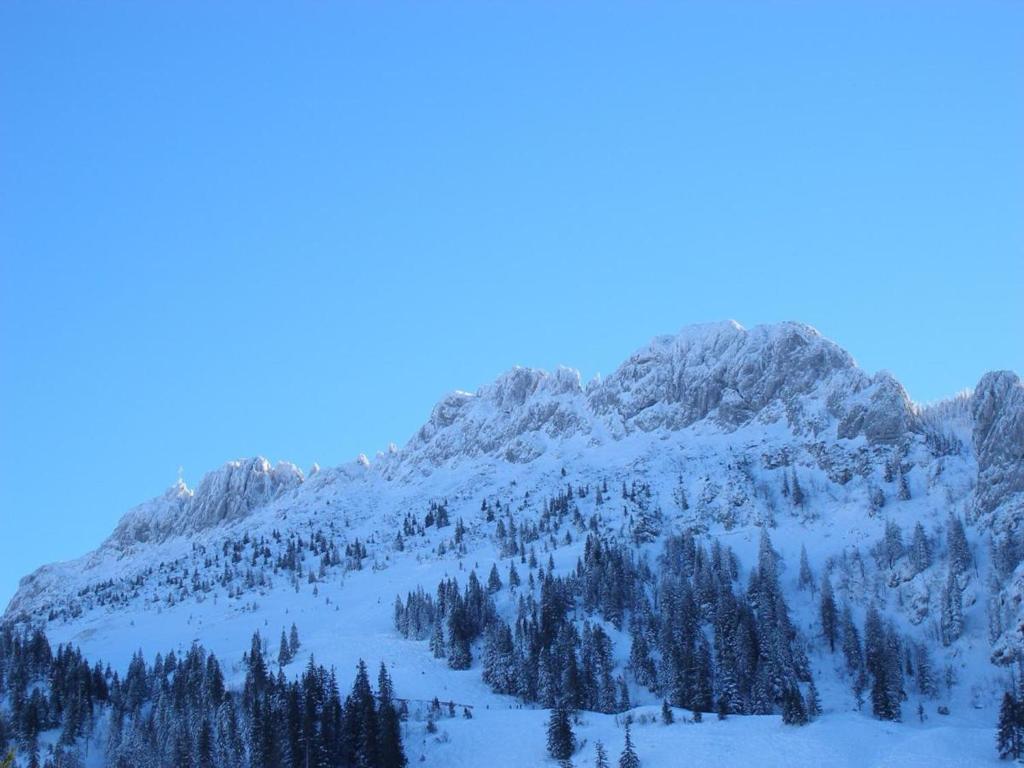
[107,456,304,547]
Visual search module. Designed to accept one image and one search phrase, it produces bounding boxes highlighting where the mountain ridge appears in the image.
[5,319,1023,673]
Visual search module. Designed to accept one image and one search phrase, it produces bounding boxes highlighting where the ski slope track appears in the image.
[5,320,1024,767]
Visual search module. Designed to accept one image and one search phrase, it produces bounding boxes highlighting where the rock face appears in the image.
[404,366,588,468]
[971,371,1024,517]
[590,321,860,433]
[108,458,304,547]
[837,372,918,444]
[399,321,920,474]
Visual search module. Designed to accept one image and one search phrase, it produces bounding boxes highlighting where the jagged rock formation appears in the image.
[972,370,1024,518]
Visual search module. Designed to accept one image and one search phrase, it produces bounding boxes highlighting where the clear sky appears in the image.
[1,2,1022,608]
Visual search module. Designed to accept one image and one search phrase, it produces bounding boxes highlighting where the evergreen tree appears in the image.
[546,706,575,761]
[628,631,656,689]
[948,515,971,576]
[941,568,964,647]
[820,574,837,653]
[898,472,911,501]
[508,561,521,590]
[805,678,822,720]
[661,699,674,725]
[430,620,446,659]
[790,471,805,507]
[487,563,503,594]
[197,719,214,768]
[618,722,640,768]
[909,522,932,575]
[864,606,901,721]
[798,546,814,591]
[377,663,407,768]
[278,629,292,667]
[781,686,808,725]
[996,691,1022,760]
[594,741,610,768]
[350,659,380,768]
[883,520,904,569]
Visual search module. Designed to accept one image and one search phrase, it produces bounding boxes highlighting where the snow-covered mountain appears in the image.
[4,320,1023,767]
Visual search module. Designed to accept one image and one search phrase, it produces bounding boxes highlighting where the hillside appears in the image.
[2,320,1023,767]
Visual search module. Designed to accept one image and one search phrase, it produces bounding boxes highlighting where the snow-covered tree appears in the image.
[798,545,814,590]
[546,705,575,761]
[618,722,639,768]
[940,568,964,647]
[996,691,1023,760]
[820,573,837,652]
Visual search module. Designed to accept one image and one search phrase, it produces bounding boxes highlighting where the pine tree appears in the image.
[841,603,863,675]
[351,659,380,768]
[820,574,837,652]
[594,740,610,768]
[716,697,728,720]
[941,568,964,647]
[547,706,575,761]
[487,563,503,594]
[914,645,937,698]
[948,515,971,576]
[508,561,521,590]
[430,620,446,659]
[909,522,932,575]
[806,678,822,720]
[197,719,214,768]
[790,471,805,507]
[628,631,656,689]
[661,699,674,725]
[865,605,887,718]
[289,623,301,656]
[377,663,407,768]
[278,629,292,667]
[447,607,472,670]
[898,472,911,501]
[618,722,640,768]
[996,691,1022,760]
[798,545,814,591]
[883,520,904,568]
[781,686,808,725]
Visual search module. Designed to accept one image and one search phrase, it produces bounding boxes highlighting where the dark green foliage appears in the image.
[546,705,575,761]
[997,691,1023,760]
[618,722,639,768]
[940,568,964,647]
[798,545,813,590]
[947,515,971,575]
[0,626,405,768]
[805,678,821,720]
[661,699,673,724]
[820,573,837,652]
[781,686,808,725]
[864,605,904,721]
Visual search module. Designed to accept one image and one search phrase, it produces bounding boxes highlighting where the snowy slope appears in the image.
[4,320,1022,767]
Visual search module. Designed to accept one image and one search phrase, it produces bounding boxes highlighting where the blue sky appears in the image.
[1,1,1021,607]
